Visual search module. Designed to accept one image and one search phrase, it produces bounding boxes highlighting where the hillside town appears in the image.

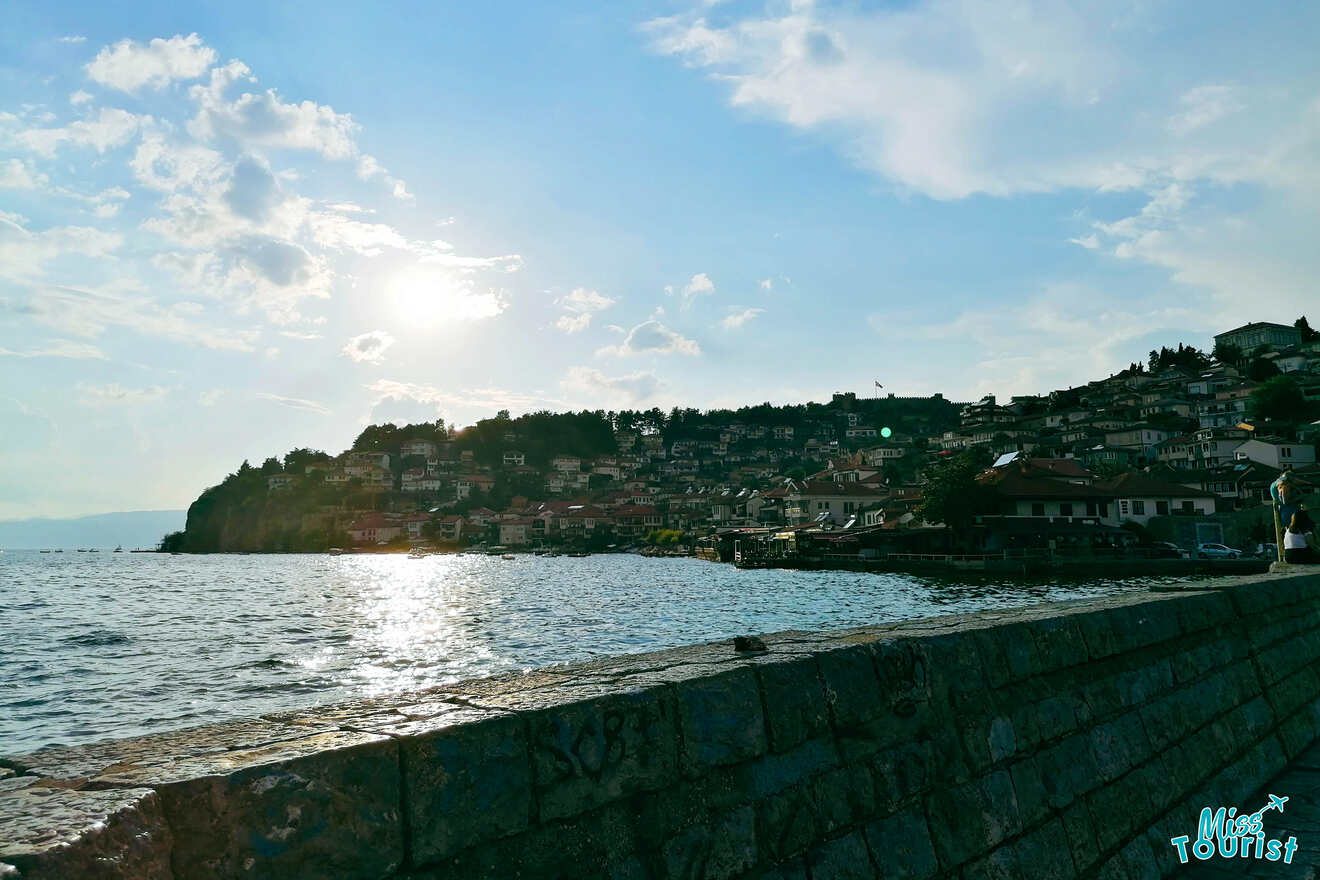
[172,320,1320,558]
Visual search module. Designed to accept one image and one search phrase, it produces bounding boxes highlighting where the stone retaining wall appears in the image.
[4,570,1320,879]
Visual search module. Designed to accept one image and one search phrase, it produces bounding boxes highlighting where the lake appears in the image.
[0,550,1203,753]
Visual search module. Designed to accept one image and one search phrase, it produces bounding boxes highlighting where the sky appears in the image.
[1,0,1318,518]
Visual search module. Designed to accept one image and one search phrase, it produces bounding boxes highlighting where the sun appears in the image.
[387,268,506,326]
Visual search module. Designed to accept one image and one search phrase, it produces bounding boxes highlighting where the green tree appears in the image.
[1295,316,1320,343]
[915,451,997,530]
[1211,340,1243,367]
[1250,376,1306,421]
[1247,358,1281,381]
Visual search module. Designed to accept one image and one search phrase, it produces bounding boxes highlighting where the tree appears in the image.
[915,451,997,530]
[1250,376,1306,421]
[1247,358,1281,381]
[1296,316,1320,343]
[260,457,283,475]
[1212,340,1244,367]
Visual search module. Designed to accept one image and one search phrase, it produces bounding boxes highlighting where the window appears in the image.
[1120,500,1129,515]
[1156,501,1169,516]
[1133,500,1146,515]
[1086,502,1098,517]
[1060,503,1073,517]
[1182,500,1195,512]
[1031,503,1045,517]
[1282,448,1292,458]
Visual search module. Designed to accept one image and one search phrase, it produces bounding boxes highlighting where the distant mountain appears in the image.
[0,510,186,550]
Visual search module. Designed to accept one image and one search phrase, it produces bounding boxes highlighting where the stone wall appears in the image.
[4,570,1320,879]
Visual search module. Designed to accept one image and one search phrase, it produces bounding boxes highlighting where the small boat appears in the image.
[408,548,429,559]
[567,551,590,558]
[114,545,123,553]
[501,553,516,560]
[327,548,344,556]
[40,549,51,553]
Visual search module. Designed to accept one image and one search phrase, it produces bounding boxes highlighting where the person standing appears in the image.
[1284,508,1320,564]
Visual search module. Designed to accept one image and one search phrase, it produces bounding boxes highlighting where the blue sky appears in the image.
[2,0,1318,517]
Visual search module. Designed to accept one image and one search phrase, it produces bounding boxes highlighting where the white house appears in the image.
[498,519,533,546]
[502,450,526,466]
[401,440,437,458]
[551,454,581,473]
[782,480,887,526]
[1098,472,1217,526]
[1233,438,1317,470]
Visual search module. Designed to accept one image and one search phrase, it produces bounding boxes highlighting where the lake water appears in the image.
[0,551,1203,754]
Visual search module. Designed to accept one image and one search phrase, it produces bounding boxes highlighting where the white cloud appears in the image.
[86,33,216,92]
[1167,85,1244,136]
[0,340,106,359]
[189,61,359,160]
[129,135,226,191]
[555,313,593,333]
[597,320,701,357]
[0,214,122,281]
[759,278,773,291]
[357,153,413,201]
[255,392,330,414]
[558,287,616,313]
[643,3,1315,201]
[69,90,94,105]
[365,379,557,423]
[0,158,47,190]
[76,382,168,407]
[683,272,714,297]
[340,329,396,364]
[16,107,149,157]
[22,282,259,352]
[553,286,616,333]
[721,307,764,329]
[57,36,87,44]
[198,389,224,406]
[561,366,663,403]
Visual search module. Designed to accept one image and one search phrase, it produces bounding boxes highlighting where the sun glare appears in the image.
[388,268,506,326]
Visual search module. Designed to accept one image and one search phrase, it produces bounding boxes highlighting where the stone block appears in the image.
[104,729,403,880]
[923,770,1021,868]
[755,782,818,863]
[756,656,829,753]
[862,808,938,880]
[805,831,873,880]
[660,804,756,880]
[675,666,768,775]
[0,780,173,880]
[402,707,533,865]
[869,739,938,814]
[817,645,885,730]
[1027,616,1091,673]
[524,683,677,821]
[1060,800,1099,874]
[1037,732,1100,809]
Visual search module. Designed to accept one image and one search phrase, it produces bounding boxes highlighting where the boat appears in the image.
[40,549,50,553]
[408,548,429,559]
[114,545,123,553]
[567,551,590,557]
[500,553,516,560]
[327,548,344,556]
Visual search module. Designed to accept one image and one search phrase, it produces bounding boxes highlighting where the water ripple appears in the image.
[0,550,1203,753]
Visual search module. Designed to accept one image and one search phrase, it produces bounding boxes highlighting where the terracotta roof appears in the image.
[1094,472,1218,498]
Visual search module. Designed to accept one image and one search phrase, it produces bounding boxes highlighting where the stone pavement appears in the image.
[1178,740,1320,879]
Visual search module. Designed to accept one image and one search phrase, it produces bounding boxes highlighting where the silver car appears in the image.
[1197,542,1242,559]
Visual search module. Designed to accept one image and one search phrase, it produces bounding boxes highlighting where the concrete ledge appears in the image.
[4,569,1320,879]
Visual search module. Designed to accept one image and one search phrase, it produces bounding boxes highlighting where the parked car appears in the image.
[1147,541,1186,559]
[1197,543,1242,559]
[1253,543,1279,559]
